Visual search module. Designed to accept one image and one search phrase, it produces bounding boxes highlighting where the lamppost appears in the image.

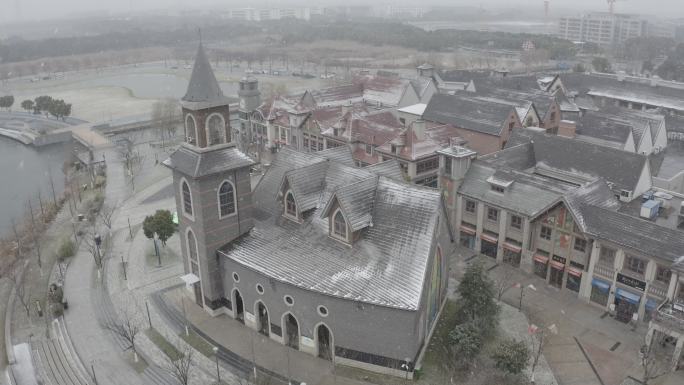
[94,233,102,267]
[212,346,220,384]
[516,283,537,311]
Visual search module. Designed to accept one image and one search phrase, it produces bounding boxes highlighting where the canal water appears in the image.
[0,137,70,236]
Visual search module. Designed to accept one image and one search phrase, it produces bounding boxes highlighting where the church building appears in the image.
[164,44,453,377]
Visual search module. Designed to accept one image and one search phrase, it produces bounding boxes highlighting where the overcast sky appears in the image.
[1,0,682,23]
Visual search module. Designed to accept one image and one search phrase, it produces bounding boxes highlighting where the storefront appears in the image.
[566,266,582,293]
[549,256,566,289]
[590,278,611,306]
[644,297,659,323]
[480,232,498,259]
[502,241,522,267]
[614,273,646,323]
[459,224,476,250]
[533,253,549,280]
[614,288,641,323]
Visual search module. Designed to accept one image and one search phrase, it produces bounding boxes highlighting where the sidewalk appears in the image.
[454,250,645,385]
[62,147,147,385]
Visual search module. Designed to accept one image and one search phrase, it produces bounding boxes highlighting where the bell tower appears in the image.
[181,43,231,148]
[165,43,255,314]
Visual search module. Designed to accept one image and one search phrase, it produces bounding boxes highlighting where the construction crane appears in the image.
[544,0,550,19]
[607,0,626,14]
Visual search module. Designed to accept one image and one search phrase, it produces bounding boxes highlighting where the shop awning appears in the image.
[615,288,641,305]
[459,225,476,235]
[645,298,659,310]
[503,242,522,253]
[591,278,610,292]
[567,267,582,277]
[533,254,549,264]
[480,233,498,243]
[550,260,565,270]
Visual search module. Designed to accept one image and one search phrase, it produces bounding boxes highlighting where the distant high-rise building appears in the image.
[558,13,647,47]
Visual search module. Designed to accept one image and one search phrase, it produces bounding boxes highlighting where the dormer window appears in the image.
[332,209,348,241]
[391,144,397,154]
[285,191,297,218]
[486,176,512,194]
[491,185,505,194]
[333,128,339,137]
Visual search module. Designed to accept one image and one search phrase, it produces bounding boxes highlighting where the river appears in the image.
[0,137,70,236]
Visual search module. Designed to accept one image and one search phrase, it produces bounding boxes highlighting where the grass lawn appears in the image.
[146,328,183,361]
[179,329,216,358]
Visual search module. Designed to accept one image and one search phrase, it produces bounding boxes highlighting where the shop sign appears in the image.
[552,255,566,264]
[616,273,646,291]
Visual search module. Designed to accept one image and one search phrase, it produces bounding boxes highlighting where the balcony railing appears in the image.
[593,264,614,279]
[654,301,684,332]
[648,281,668,299]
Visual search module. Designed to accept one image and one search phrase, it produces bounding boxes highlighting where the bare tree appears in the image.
[99,202,117,230]
[641,329,673,384]
[495,273,514,301]
[166,347,193,385]
[152,99,181,148]
[82,224,103,268]
[10,265,31,318]
[104,310,141,362]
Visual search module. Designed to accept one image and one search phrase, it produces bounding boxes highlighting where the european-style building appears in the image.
[164,43,453,377]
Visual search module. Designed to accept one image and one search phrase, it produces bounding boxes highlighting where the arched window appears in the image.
[218,181,236,218]
[185,114,197,144]
[181,180,193,216]
[207,114,226,146]
[333,210,347,239]
[285,191,297,217]
[187,229,199,274]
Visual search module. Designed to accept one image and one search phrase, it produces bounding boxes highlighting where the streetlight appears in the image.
[212,346,220,384]
[516,283,536,311]
[94,233,102,266]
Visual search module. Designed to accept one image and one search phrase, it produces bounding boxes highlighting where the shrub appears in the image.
[57,238,75,259]
[492,338,529,375]
[448,321,483,366]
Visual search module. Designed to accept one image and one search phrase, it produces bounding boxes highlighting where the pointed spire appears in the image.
[182,43,228,107]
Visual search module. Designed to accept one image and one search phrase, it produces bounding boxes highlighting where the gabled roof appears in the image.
[364,159,405,181]
[163,143,255,178]
[182,44,230,109]
[583,207,684,262]
[506,129,649,193]
[423,93,516,136]
[220,147,445,310]
[459,161,574,217]
[321,176,378,232]
[281,161,329,212]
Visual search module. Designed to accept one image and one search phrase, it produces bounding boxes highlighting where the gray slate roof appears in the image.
[423,93,514,136]
[506,129,649,193]
[459,161,574,217]
[364,159,405,181]
[182,44,231,109]
[163,143,255,178]
[220,147,445,310]
[583,207,684,262]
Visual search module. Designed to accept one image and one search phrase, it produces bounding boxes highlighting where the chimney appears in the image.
[558,120,576,139]
[412,119,426,141]
[616,71,626,82]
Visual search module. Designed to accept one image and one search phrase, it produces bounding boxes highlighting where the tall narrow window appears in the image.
[218,181,236,217]
[285,192,297,217]
[186,115,197,144]
[187,229,199,275]
[182,181,193,216]
[333,210,347,240]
